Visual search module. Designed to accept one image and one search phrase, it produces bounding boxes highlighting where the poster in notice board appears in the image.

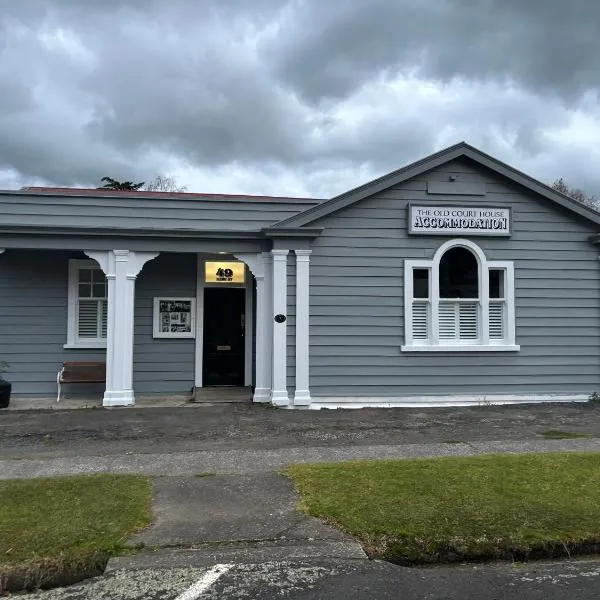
[153,297,196,338]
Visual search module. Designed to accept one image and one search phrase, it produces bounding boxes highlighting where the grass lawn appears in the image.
[540,430,592,439]
[0,474,152,589]
[283,453,600,564]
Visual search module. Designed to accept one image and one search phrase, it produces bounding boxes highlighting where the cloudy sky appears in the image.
[1,0,599,198]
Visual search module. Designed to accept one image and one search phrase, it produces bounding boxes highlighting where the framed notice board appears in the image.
[152,297,196,338]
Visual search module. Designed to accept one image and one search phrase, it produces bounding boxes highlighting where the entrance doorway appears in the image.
[202,287,246,386]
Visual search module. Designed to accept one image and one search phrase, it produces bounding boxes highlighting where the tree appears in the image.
[144,175,188,193]
[98,177,145,191]
[551,178,598,209]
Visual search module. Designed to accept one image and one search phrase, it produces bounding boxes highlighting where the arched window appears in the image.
[403,239,518,351]
[439,247,478,298]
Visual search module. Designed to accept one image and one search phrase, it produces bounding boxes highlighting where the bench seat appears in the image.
[57,361,106,403]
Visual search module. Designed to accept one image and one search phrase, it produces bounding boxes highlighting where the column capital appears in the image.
[234,252,265,279]
[271,249,289,259]
[84,250,159,277]
[294,249,312,260]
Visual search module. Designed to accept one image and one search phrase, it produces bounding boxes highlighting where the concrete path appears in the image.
[2,438,600,479]
[108,473,365,572]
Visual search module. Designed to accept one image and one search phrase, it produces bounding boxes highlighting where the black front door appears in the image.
[203,288,245,386]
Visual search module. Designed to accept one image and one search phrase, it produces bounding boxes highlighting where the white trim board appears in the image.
[65,258,108,349]
[309,394,589,409]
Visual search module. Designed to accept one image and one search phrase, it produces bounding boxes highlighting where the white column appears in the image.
[85,250,158,407]
[293,250,311,406]
[263,252,273,402]
[234,252,270,402]
[271,249,289,406]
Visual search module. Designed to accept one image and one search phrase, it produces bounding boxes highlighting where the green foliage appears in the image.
[0,361,8,381]
[98,176,145,191]
[589,391,600,403]
[284,453,600,563]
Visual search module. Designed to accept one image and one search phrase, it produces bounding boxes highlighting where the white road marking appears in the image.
[174,564,234,600]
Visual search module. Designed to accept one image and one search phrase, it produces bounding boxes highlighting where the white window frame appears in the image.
[65,259,108,349]
[402,239,519,352]
[153,297,196,339]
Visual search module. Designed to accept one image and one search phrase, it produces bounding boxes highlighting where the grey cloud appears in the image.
[266,0,600,103]
[0,0,598,197]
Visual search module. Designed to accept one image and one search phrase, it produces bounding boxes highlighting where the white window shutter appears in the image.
[78,300,100,338]
[439,302,479,340]
[489,301,505,339]
[458,302,478,339]
[412,301,429,339]
[439,303,456,339]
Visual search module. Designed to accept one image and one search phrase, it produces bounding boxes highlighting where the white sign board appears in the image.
[409,205,511,236]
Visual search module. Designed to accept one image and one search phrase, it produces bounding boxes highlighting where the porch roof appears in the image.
[0,188,323,236]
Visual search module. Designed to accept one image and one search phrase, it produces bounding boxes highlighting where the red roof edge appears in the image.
[19,186,320,202]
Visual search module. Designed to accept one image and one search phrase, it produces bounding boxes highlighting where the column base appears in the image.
[103,390,135,407]
[271,390,290,407]
[293,389,312,406]
[253,387,271,403]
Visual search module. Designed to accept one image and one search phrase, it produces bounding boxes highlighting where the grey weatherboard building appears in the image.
[1,142,599,409]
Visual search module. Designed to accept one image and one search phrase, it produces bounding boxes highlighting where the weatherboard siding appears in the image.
[0,250,105,397]
[133,253,196,395]
[0,193,318,232]
[307,157,600,398]
[0,250,196,397]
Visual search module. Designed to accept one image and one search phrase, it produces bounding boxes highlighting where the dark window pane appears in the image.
[79,269,92,283]
[489,269,504,299]
[78,283,91,298]
[439,247,478,298]
[92,283,106,298]
[92,269,106,283]
[413,269,429,298]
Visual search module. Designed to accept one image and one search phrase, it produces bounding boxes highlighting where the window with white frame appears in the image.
[402,239,518,351]
[66,260,108,348]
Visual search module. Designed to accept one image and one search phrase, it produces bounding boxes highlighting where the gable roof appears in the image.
[271,142,600,229]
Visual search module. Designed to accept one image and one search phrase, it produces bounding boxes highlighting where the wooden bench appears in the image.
[57,362,106,403]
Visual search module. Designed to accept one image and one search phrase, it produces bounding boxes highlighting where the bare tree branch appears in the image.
[144,175,187,192]
[551,178,598,209]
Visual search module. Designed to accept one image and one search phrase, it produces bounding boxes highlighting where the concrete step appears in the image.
[192,386,252,403]
[106,540,367,571]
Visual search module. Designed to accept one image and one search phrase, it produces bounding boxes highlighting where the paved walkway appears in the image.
[2,438,600,479]
[108,473,365,572]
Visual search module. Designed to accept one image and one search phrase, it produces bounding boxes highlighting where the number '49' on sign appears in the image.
[216,268,234,281]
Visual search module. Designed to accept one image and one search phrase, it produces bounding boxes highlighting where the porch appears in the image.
[0,246,313,409]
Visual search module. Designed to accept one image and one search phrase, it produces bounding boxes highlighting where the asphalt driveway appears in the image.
[1,401,599,457]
